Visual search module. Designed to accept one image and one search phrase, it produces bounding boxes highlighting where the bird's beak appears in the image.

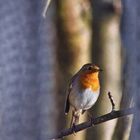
[94,68,103,72]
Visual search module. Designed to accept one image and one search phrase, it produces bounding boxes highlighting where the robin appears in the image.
[65,63,102,129]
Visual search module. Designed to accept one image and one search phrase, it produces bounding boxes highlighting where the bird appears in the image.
[64,63,102,129]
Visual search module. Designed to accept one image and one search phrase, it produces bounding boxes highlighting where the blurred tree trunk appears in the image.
[130,0,140,138]
[113,0,137,140]
[56,0,92,140]
[112,0,136,139]
[112,56,134,140]
[0,1,58,140]
[87,0,122,140]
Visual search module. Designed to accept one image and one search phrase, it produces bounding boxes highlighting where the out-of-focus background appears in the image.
[0,0,138,140]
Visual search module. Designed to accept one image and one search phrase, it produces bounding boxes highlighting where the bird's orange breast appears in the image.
[79,72,100,92]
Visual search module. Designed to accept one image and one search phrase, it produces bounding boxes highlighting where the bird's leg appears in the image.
[74,113,80,125]
[70,111,75,128]
[70,110,76,135]
[74,110,82,126]
[70,110,81,135]
[90,117,94,127]
[86,111,94,127]
[71,123,76,136]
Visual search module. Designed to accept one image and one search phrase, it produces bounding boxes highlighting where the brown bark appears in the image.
[87,1,122,140]
[56,0,92,140]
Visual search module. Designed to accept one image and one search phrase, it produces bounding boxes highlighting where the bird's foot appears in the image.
[90,118,94,127]
[71,124,76,136]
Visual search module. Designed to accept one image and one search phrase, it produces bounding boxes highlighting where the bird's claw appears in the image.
[71,124,76,135]
[90,118,94,127]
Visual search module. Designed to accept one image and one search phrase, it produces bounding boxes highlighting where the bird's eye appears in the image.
[87,66,92,70]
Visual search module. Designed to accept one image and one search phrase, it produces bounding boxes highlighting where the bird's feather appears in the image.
[64,73,79,114]
[65,94,70,115]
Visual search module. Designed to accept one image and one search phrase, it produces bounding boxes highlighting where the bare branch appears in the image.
[42,0,52,17]
[108,91,116,111]
[49,107,134,139]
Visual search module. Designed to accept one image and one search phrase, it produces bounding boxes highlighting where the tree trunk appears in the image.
[0,1,58,140]
[118,0,137,140]
[112,0,136,139]
[56,0,92,140]
[87,1,122,140]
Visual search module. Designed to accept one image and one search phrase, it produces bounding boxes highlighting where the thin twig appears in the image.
[42,0,52,17]
[108,91,115,111]
[48,107,134,139]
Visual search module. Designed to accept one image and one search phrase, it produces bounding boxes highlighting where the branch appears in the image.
[108,91,115,111]
[42,0,52,17]
[49,107,134,139]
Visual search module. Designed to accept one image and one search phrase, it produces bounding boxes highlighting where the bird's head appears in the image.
[79,63,102,91]
[80,63,102,74]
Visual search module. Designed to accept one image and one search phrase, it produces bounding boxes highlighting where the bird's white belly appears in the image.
[69,88,99,110]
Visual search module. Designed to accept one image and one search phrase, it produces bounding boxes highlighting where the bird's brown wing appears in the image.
[64,73,78,115]
[64,86,71,115]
